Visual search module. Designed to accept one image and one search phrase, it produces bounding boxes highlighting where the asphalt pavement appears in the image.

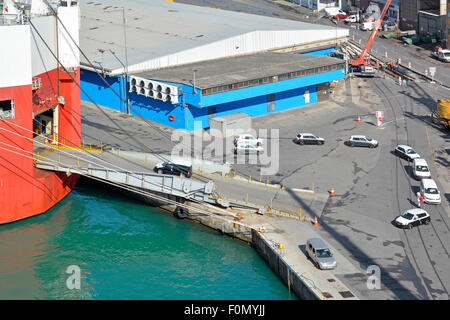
[78,0,450,299]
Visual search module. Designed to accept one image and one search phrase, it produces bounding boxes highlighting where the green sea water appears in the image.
[0,181,297,300]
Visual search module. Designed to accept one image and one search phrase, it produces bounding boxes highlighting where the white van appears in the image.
[420,179,441,204]
[412,158,431,179]
[323,7,342,17]
[360,21,375,31]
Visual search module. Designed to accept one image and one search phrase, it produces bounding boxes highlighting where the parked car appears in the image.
[234,142,264,155]
[360,21,381,31]
[394,145,420,161]
[412,158,431,179]
[295,133,325,145]
[306,238,337,270]
[420,179,441,204]
[394,208,431,229]
[344,14,360,23]
[431,47,450,63]
[334,13,349,20]
[234,133,263,146]
[154,161,192,178]
[347,135,378,148]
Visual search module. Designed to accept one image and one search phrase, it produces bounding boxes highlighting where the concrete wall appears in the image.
[400,0,420,31]
[251,230,319,300]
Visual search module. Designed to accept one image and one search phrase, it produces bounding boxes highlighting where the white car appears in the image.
[394,209,431,229]
[344,14,359,23]
[420,179,441,204]
[412,158,431,179]
[394,145,420,161]
[233,134,263,146]
[234,141,264,155]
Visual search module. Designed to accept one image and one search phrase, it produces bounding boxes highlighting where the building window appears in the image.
[267,94,275,112]
[0,100,14,119]
[208,106,216,119]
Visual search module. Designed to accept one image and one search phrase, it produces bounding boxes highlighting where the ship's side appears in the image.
[0,0,81,224]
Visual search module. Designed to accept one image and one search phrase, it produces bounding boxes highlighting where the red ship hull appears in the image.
[0,4,81,224]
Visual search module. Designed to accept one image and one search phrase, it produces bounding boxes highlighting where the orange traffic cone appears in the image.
[357,115,361,123]
[330,186,335,197]
[313,217,319,227]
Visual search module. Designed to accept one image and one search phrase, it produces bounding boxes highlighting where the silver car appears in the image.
[306,238,337,270]
[348,135,378,148]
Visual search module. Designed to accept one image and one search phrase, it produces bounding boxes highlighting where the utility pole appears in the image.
[122,7,130,114]
[109,49,127,113]
[105,7,130,114]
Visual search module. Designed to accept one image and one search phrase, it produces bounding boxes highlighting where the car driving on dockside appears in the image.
[347,135,378,148]
[394,209,431,229]
[234,133,264,146]
[154,161,192,178]
[394,145,420,161]
[295,133,325,145]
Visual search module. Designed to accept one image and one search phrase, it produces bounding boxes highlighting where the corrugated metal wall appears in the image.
[114,29,349,75]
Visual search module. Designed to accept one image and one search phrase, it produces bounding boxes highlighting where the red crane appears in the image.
[350,0,393,67]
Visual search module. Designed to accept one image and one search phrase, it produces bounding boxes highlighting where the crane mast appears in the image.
[350,0,393,66]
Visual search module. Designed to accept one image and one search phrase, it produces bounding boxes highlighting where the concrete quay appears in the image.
[63,101,364,300]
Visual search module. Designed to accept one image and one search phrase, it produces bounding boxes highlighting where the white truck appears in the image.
[323,7,346,18]
[431,48,450,63]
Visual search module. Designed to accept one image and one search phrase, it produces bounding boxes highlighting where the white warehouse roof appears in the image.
[80,0,349,75]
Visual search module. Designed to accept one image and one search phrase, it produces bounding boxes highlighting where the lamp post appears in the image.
[109,49,127,113]
[192,69,197,94]
[122,7,129,114]
[105,7,129,114]
[97,49,105,75]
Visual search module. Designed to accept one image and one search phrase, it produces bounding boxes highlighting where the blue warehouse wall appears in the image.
[80,69,125,112]
[202,69,345,108]
[128,91,187,130]
[188,84,317,130]
[300,47,337,56]
[80,67,345,132]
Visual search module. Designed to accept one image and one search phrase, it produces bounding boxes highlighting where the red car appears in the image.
[334,13,349,19]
